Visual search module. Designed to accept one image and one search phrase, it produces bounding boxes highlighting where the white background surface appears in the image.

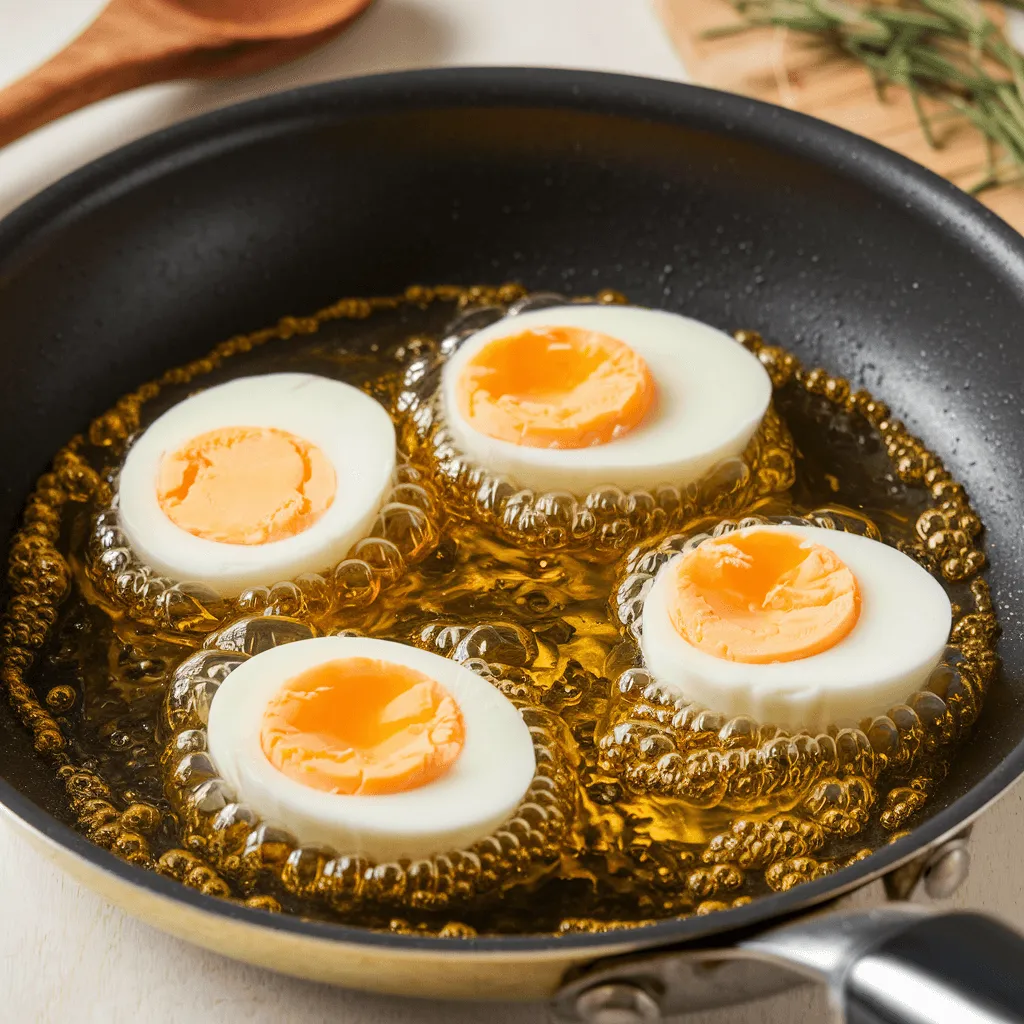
[1,1,1023,1021]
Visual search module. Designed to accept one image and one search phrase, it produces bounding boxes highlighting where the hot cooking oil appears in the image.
[1,285,997,936]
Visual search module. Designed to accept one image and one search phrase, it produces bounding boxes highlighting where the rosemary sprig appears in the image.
[713,0,1024,192]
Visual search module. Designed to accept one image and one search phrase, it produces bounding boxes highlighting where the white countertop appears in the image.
[1,3,1023,1021]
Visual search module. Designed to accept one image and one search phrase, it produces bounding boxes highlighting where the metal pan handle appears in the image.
[744,907,1024,1024]
[555,906,1024,1023]
[840,913,1024,1024]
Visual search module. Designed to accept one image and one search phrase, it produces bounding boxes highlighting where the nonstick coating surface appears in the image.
[0,68,1022,956]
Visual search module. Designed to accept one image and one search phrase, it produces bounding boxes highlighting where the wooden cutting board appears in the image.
[656,0,1024,232]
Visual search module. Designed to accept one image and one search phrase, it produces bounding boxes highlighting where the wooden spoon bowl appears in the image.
[164,0,372,37]
[0,0,375,148]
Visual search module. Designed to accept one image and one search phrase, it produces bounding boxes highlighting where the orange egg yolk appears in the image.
[455,325,656,449]
[156,426,336,545]
[668,529,861,664]
[260,657,465,796]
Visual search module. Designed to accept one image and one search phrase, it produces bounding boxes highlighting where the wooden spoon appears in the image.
[0,0,376,149]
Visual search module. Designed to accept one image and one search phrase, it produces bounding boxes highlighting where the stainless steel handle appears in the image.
[837,913,1024,1024]
[739,906,1024,1024]
[555,906,1024,1023]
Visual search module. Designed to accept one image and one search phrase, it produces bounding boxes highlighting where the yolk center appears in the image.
[456,325,655,449]
[156,425,336,545]
[668,528,861,664]
[260,657,465,796]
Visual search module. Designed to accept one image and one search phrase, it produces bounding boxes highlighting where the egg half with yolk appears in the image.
[640,525,952,732]
[207,636,536,861]
[440,305,772,495]
[117,373,396,598]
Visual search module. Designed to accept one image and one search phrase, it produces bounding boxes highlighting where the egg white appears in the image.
[117,373,396,598]
[440,305,772,495]
[640,525,953,732]
[207,636,537,862]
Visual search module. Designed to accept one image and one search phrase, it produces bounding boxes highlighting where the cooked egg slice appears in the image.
[207,636,536,861]
[117,374,396,598]
[440,305,772,495]
[640,525,952,732]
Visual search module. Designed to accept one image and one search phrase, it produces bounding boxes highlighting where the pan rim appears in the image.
[1,65,1023,958]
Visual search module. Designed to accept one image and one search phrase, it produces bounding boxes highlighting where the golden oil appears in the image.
[0,285,997,936]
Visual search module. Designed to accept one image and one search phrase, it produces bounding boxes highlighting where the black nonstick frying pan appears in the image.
[1,68,1024,1023]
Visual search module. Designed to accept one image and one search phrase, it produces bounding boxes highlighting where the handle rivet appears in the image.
[922,841,971,900]
[574,982,661,1024]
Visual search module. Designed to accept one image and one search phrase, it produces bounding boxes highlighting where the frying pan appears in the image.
[0,68,1023,1024]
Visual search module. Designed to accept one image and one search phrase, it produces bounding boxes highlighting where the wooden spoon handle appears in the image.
[0,8,195,149]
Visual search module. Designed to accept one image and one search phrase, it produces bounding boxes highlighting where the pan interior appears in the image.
[0,72,1022,949]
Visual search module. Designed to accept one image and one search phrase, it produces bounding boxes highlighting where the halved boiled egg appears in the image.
[640,524,952,732]
[117,373,395,597]
[440,305,772,495]
[207,636,536,861]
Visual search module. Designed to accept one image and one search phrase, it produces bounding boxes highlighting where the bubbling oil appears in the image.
[397,294,796,553]
[1,285,997,936]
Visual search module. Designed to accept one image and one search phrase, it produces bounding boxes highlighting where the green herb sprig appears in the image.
[712,0,1024,192]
